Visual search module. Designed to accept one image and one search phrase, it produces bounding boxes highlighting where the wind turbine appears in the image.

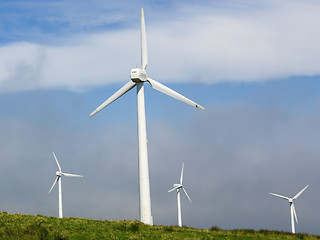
[269,185,309,233]
[168,163,192,227]
[90,7,205,225]
[49,152,83,218]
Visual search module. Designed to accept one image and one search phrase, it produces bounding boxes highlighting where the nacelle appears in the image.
[130,68,147,82]
[56,171,62,176]
[173,184,181,188]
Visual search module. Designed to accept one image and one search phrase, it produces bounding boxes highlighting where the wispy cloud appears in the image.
[0,0,319,92]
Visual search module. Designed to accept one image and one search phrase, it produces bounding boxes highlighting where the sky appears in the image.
[0,0,319,235]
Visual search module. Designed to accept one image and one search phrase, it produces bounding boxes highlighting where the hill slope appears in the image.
[0,212,318,239]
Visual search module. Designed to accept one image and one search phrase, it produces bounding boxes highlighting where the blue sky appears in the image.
[0,0,320,235]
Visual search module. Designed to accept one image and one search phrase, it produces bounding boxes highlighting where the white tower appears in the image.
[168,163,192,227]
[269,185,309,233]
[49,152,83,218]
[90,7,205,225]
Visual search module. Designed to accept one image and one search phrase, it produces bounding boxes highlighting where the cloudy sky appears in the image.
[0,0,319,235]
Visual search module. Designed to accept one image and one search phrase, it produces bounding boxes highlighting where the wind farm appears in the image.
[0,0,319,237]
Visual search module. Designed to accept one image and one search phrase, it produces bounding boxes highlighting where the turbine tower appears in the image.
[168,163,192,227]
[49,152,83,218]
[90,7,205,225]
[269,185,309,233]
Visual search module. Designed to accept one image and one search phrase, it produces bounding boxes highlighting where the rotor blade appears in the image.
[49,176,60,193]
[141,7,148,70]
[90,81,137,117]
[293,185,309,200]
[292,203,298,223]
[168,187,177,193]
[52,152,61,172]
[62,173,83,178]
[182,187,192,203]
[269,192,290,200]
[147,78,205,110]
[180,163,184,185]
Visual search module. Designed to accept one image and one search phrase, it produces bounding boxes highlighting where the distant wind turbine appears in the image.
[90,7,205,225]
[49,152,83,218]
[269,185,309,233]
[168,163,192,227]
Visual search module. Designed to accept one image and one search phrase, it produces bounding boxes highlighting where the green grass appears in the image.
[0,212,319,239]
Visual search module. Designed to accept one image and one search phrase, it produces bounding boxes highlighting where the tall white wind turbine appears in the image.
[90,7,205,225]
[168,163,192,227]
[49,152,83,218]
[269,185,309,233]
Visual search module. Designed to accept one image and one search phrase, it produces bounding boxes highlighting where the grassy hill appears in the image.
[0,212,318,240]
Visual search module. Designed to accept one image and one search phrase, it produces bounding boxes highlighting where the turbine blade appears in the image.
[147,78,205,110]
[62,173,83,177]
[292,203,298,223]
[52,152,61,172]
[90,81,137,117]
[180,163,184,185]
[49,176,60,193]
[293,185,309,200]
[182,187,192,203]
[141,7,148,70]
[269,192,290,200]
[168,187,177,193]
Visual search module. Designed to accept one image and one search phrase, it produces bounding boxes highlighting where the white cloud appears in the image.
[0,0,319,92]
[149,0,320,82]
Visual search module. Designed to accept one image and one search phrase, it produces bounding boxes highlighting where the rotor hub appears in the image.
[56,171,62,177]
[130,68,147,82]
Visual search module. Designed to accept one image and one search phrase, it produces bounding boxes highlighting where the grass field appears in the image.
[0,212,318,239]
